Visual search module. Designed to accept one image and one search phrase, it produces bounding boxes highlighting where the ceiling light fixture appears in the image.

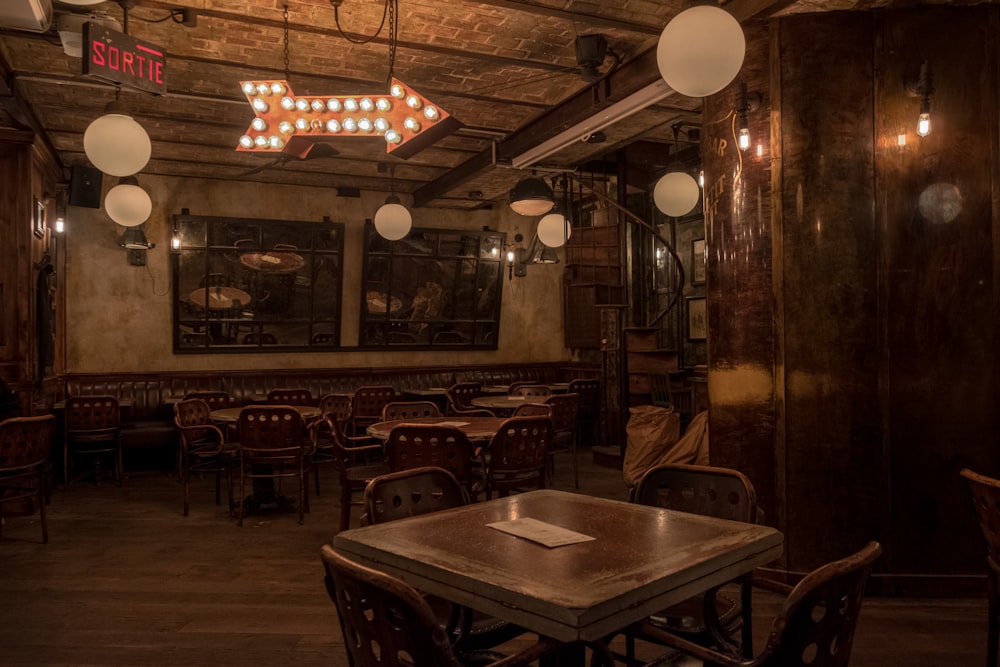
[510,79,670,169]
[908,60,934,137]
[653,124,701,217]
[656,4,745,98]
[508,176,556,216]
[105,175,152,227]
[83,92,151,176]
[373,163,412,241]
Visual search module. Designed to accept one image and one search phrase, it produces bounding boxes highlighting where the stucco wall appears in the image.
[61,175,569,373]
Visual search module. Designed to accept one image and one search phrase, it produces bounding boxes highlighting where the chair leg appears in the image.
[182,457,190,517]
[38,470,48,544]
[988,574,999,667]
[338,481,352,532]
[238,464,246,527]
[298,467,305,525]
[63,441,70,487]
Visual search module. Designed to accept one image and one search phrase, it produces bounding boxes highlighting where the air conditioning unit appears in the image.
[0,0,53,33]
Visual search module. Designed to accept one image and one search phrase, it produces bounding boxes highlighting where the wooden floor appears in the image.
[0,451,988,666]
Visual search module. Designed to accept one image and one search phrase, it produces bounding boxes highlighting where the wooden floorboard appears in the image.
[0,454,989,666]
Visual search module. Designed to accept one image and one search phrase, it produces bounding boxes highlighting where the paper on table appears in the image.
[487,517,595,548]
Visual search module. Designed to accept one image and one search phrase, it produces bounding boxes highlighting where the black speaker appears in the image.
[68,165,102,208]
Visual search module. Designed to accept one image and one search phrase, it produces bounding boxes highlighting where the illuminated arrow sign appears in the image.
[236,78,460,160]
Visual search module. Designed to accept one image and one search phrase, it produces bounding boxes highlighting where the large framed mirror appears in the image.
[359,224,505,348]
[172,213,344,352]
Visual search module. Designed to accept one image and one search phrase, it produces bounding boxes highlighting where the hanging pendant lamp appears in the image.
[508,176,555,216]
[656,5,745,98]
[374,164,412,241]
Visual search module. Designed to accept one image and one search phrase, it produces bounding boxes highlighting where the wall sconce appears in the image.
[737,80,762,152]
[907,60,934,137]
[54,216,65,234]
[506,233,525,279]
[119,223,155,266]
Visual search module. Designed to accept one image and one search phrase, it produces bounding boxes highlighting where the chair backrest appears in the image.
[446,382,481,410]
[363,466,469,525]
[318,393,353,423]
[381,400,442,421]
[509,384,552,399]
[384,424,477,490]
[544,392,579,434]
[183,391,231,410]
[243,332,277,344]
[64,395,120,431]
[961,468,1000,572]
[632,462,757,523]
[760,541,881,667]
[513,402,551,417]
[0,415,55,470]
[568,378,600,412]
[321,545,465,667]
[237,406,307,460]
[173,398,223,450]
[352,385,397,419]
[267,387,315,406]
[485,415,552,498]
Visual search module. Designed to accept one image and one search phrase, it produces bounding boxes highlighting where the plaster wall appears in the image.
[61,175,569,373]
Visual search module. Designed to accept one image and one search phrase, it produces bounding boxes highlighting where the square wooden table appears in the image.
[333,489,783,647]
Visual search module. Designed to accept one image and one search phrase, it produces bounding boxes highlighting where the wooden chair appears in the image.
[568,378,601,446]
[383,424,483,500]
[512,402,550,417]
[381,400,442,421]
[309,411,388,532]
[320,545,562,667]
[310,392,355,495]
[961,467,1000,667]
[633,541,882,667]
[349,385,397,435]
[173,398,236,517]
[235,406,311,526]
[0,415,55,543]
[63,395,122,486]
[446,382,495,417]
[508,384,551,400]
[266,387,315,406]
[544,392,580,489]
[183,391,232,410]
[482,415,552,500]
[360,466,527,652]
[617,462,760,663]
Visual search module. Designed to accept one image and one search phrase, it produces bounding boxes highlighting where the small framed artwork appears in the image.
[33,197,45,238]
[691,238,706,285]
[687,296,707,340]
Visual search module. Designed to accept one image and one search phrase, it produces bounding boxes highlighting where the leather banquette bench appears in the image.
[61,363,590,466]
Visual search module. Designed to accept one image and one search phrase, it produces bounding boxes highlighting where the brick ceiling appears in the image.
[0,0,831,210]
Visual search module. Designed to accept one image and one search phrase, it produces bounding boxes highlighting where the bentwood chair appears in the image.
[633,541,882,667]
[616,463,760,664]
[311,393,353,495]
[961,467,1000,667]
[445,382,491,417]
[360,467,527,652]
[544,392,580,488]
[383,424,483,500]
[310,410,388,532]
[568,378,601,446]
[483,415,552,500]
[235,406,311,526]
[512,402,551,417]
[173,398,236,517]
[321,545,563,667]
[267,387,315,406]
[0,415,55,543]
[508,384,552,400]
[349,385,396,436]
[381,400,442,421]
[63,395,122,486]
[183,391,232,410]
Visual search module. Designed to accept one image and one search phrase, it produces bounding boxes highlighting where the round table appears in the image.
[188,286,252,311]
[209,405,321,423]
[366,416,506,441]
[470,395,545,416]
[240,251,305,273]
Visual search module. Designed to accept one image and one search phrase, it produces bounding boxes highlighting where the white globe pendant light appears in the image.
[653,171,701,217]
[84,102,152,177]
[656,5,745,98]
[105,177,152,227]
[374,195,412,241]
[536,211,572,248]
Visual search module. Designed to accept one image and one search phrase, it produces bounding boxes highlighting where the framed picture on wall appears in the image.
[691,238,706,285]
[33,197,45,238]
[687,296,707,340]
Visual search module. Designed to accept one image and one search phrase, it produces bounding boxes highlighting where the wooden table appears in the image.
[209,405,321,423]
[188,286,252,311]
[470,394,540,415]
[333,489,782,653]
[366,416,506,441]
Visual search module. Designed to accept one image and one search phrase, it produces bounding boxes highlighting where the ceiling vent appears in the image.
[0,0,53,32]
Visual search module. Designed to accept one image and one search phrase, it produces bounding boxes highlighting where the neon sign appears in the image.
[83,24,166,95]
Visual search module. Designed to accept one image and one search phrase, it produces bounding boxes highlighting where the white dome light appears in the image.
[536,212,572,248]
[657,5,745,98]
[374,197,412,241]
[105,180,152,227]
[653,171,701,217]
[83,112,151,177]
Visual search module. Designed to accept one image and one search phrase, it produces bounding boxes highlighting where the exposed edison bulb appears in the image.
[279,121,294,134]
[374,117,390,132]
[376,98,392,112]
[239,135,254,148]
[311,99,325,111]
[327,98,342,112]
[254,135,268,147]
[699,170,705,187]
[295,118,309,130]
[423,106,439,120]
[171,232,180,250]
[251,118,267,131]
[55,217,65,234]
[343,118,358,132]
[358,118,374,132]
[268,136,284,148]
[326,119,342,133]
[506,249,515,263]
[252,98,268,112]
[344,98,359,112]
[384,129,402,144]
[256,83,270,96]
[391,83,406,98]
[295,99,309,112]
[241,82,256,95]
[406,95,422,110]
[738,127,751,151]
[359,98,375,111]
[281,96,295,110]
[270,82,285,95]
[917,112,931,137]
[403,117,421,132]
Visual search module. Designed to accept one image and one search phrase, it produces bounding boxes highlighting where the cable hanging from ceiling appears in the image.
[330,0,398,89]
